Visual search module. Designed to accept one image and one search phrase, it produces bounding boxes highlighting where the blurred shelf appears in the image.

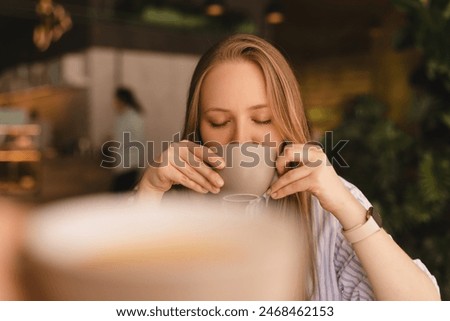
[0,124,42,196]
[0,150,41,162]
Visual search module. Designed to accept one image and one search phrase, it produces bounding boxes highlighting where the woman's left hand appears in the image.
[269,143,356,218]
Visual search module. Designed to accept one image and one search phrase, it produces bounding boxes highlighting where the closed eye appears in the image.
[253,119,272,125]
[210,121,230,128]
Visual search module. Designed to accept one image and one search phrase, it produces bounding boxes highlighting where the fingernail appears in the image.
[271,192,278,199]
[201,188,209,193]
[212,187,220,194]
[216,178,224,187]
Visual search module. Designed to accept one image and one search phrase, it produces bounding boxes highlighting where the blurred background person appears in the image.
[108,87,145,192]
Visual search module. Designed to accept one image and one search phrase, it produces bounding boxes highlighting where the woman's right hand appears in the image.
[137,140,225,199]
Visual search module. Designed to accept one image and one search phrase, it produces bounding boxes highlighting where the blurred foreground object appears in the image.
[0,198,26,300]
[22,194,304,300]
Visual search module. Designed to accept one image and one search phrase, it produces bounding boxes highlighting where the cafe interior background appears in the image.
[0,0,448,299]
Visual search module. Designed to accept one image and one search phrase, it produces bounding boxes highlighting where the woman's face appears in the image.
[199,61,283,147]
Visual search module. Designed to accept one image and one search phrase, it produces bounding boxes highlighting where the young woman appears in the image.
[136,34,440,300]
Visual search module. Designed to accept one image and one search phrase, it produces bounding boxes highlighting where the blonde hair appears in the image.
[182,34,316,299]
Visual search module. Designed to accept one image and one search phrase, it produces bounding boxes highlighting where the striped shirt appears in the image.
[311,178,439,300]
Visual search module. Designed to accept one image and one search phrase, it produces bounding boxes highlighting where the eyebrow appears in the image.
[204,104,268,113]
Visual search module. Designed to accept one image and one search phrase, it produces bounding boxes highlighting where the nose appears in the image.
[230,122,253,144]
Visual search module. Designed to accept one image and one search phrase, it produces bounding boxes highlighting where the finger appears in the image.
[165,165,209,194]
[270,165,313,194]
[167,144,221,191]
[179,151,224,190]
[305,141,324,150]
[178,140,225,169]
[276,144,325,175]
[270,175,313,199]
[276,144,302,175]
[171,150,221,193]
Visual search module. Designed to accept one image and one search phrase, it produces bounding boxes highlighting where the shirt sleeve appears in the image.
[334,230,375,300]
[412,259,440,296]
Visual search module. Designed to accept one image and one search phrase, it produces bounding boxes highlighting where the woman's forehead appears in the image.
[200,61,267,108]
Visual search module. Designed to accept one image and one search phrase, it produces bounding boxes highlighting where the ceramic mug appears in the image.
[22,194,303,300]
[213,143,277,197]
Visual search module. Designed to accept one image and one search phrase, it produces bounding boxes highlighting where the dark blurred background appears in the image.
[0,0,449,299]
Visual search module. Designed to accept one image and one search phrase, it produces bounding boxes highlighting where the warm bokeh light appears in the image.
[266,11,284,25]
[205,4,224,16]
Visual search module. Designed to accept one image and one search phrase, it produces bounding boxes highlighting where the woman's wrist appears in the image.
[330,190,367,230]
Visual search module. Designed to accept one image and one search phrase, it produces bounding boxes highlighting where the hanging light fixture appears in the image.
[33,0,72,51]
[205,0,225,17]
[265,0,284,25]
